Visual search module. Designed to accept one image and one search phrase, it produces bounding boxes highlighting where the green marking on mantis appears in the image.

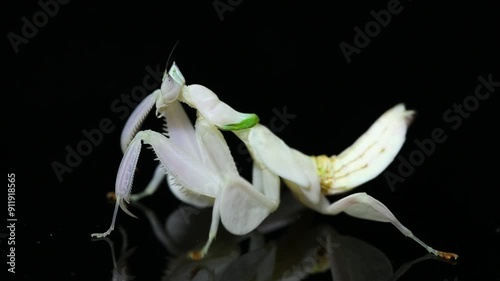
[220,114,260,131]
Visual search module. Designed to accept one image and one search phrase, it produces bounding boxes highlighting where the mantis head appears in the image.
[158,62,186,112]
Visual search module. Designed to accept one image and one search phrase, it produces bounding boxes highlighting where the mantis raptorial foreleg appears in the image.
[120,90,159,153]
[92,96,219,239]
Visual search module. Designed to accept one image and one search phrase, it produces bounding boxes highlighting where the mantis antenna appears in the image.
[164,40,180,74]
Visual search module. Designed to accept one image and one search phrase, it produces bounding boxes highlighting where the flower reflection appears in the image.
[96,190,455,281]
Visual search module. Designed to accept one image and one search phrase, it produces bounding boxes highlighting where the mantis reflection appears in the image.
[95,190,457,281]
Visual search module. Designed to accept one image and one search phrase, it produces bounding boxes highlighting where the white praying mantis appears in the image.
[91,62,458,261]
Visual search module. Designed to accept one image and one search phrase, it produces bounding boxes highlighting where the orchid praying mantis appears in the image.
[91,62,458,261]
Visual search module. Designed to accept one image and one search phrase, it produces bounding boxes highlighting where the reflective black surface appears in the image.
[88,190,463,281]
[5,0,499,280]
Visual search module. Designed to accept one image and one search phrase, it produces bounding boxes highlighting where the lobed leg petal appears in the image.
[219,176,279,236]
[316,192,458,260]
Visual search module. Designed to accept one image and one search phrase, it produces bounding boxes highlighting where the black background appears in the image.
[5,0,499,280]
